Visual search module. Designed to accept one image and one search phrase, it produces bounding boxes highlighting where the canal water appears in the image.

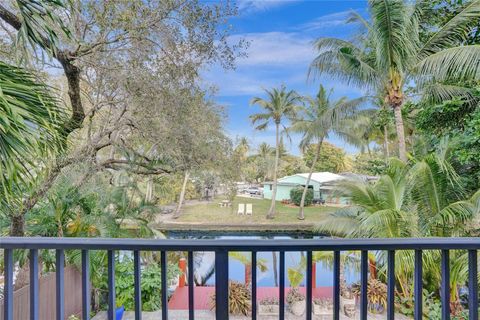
[165,231,360,288]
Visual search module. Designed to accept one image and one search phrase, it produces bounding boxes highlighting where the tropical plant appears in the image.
[0,62,65,235]
[210,280,251,316]
[286,288,305,304]
[310,0,480,162]
[352,279,387,314]
[290,84,367,219]
[315,148,480,304]
[250,85,301,218]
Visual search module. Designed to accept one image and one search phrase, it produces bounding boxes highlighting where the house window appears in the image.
[269,185,272,190]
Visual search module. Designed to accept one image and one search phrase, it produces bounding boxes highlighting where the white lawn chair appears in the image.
[245,203,253,216]
[237,203,245,215]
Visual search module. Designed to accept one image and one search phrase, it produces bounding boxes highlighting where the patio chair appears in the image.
[237,203,245,215]
[245,203,253,215]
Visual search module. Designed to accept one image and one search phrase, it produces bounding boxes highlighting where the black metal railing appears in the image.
[1,237,480,320]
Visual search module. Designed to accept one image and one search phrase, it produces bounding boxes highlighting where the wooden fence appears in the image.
[0,266,83,320]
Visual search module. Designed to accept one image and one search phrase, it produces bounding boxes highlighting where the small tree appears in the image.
[290,188,314,207]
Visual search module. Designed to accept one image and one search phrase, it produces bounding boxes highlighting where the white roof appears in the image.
[295,172,345,184]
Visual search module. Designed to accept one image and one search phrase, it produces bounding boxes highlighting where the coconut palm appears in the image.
[250,86,301,219]
[310,0,480,162]
[290,85,367,220]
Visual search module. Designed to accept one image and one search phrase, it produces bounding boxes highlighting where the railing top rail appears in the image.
[1,237,480,251]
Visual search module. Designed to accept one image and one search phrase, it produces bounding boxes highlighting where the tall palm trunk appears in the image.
[383,125,390,161]
[267,123,280,219]
[272,251,279,287]
[298,141,322,220]
[174,170,190,218]
[10,215,25,236]
[393,104,407,162]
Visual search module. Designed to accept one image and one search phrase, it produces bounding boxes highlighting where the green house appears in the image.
[263,172,346,204]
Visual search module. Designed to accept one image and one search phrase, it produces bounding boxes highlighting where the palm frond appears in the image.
[416,45,480,82]
[417,0,480,58]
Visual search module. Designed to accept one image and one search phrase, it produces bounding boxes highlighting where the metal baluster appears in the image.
[252,251,257,320]
[414,250,423,320]
[161,251,168,320]
[108,250,116,320]
[306,251,312,320]
[82,250,90,320]
[215,250,229,319]
[188,251,194,320]
[30,249,39,320]
[56,249,65,320]
[387,250,395,320]
[134,251,142,320]
[3,249,13,320]
[360,250,368,320]
[469,250,478,320]
[333,251,340,320]
[441,250,450,320]
[279,251,285,320]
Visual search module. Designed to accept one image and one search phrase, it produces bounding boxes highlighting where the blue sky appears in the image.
[202,0,369,155]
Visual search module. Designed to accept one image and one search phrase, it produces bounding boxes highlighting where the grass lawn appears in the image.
[173,196,337,227]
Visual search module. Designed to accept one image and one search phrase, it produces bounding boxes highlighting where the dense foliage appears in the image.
[290,188,314,207]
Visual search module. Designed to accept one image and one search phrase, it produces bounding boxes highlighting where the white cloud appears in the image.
[298,10,352,31]
[230,31,316,67]
[236,0,298,13]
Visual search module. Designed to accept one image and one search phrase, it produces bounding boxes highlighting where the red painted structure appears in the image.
[168,286,334,310]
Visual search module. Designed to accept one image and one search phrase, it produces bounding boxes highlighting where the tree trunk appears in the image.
[383,125,390,161]
[298,141,322,220]
[272,251,279,287]
[393,104,407,162]
[267,123,280,219]
[145,177,154,202]
[10,215,25,236]
[174,170,190,218]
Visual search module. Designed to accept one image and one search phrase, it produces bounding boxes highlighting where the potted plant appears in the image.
[352,279,387,314]
[258,297,279,316]
[313,298,333,316]
[210,280,251,316]
[286,288,306,316]
[340,289,356,318]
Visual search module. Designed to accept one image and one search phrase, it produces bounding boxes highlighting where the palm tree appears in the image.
[315,146,478,303]
[290,85,366,220]
[250,85,301,219]
[0,62,64,236]
[310,0,480,162]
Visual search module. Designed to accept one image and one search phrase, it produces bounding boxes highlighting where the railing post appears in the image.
[56,249,65,320]
[134,250,142,320]
[3,249,13,320]
[414,250,423,320]
[441,250,450,320]
[188,251,194,320]
[333,251,340,320]
[107,250,116,320]
[82,250,90,320]
[387,250,395,320]
[215,249,229,319]
[469,250,478,320]
[30,249,39,320]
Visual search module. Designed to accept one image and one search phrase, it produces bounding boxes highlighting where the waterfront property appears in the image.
[262,172,378,204]
[2,237,479,320]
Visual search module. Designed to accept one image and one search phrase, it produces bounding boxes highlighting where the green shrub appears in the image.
[97,257,180,311]
[290,188,313,206]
